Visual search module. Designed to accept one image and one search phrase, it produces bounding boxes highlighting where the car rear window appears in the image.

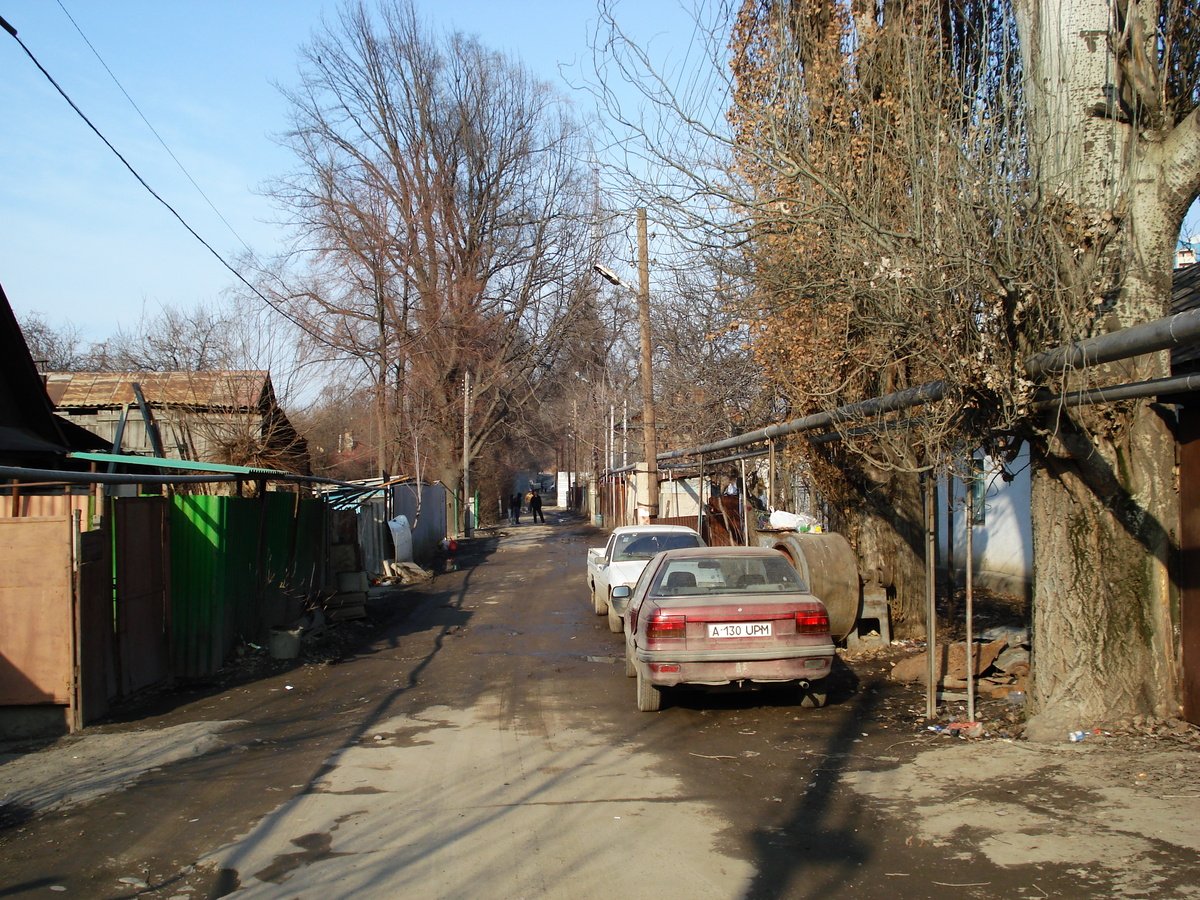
[650,556,807,596]
[612,531,702,561]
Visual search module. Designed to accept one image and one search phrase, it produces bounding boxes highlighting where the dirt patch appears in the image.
[843,735,1200,893]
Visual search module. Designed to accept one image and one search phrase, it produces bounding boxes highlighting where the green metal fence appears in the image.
[170,493,326,677]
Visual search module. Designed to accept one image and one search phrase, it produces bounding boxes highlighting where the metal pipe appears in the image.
[659,448,770,469]
[656,309,1200,467]
[658,381,947,461]
[1025,307,1200,377]
[1031,372,1200,410]
[0,466,243,485]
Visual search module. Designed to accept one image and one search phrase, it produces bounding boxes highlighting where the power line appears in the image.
[0,13,339,352]
[54,0,255,256]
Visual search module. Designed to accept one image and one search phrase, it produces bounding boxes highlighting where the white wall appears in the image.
[941,447,1032,599]
[390,482,449,562]
[659,477,701,518]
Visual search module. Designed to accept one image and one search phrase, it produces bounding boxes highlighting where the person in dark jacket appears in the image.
[509,493,522,525]
[529,489,544,523]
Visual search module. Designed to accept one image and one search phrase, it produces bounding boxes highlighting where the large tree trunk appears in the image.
[1015,0,1198,735]
[1030,408,1177,730]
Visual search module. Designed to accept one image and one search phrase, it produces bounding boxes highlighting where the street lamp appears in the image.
[592,209,658,521]
[593,264,630,290]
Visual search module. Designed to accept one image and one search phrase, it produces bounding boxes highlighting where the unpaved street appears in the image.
[2,515,1198,899]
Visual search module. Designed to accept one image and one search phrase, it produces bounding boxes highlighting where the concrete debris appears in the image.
[889,635,1030,697]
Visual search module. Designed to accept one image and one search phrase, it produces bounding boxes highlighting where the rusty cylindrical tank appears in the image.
[756,531,860,641]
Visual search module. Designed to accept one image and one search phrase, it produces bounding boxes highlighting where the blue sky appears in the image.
[0,1,698,341]
[4,3,1196,348]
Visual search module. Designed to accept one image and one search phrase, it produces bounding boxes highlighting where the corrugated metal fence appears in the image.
[170,493,326,677]
[391,482,448,561]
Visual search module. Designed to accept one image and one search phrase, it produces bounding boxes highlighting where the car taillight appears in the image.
[795,610,830,633]
[646,614,686,643]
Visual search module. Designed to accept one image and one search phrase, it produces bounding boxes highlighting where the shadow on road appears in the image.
[210,533,493,897]
[740,676,886,900]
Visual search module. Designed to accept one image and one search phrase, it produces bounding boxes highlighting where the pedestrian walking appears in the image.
[509,493,522,525]
[529,490,544,524]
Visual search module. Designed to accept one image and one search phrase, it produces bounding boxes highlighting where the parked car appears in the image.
[617,546,835,712]
[586,525,704,631]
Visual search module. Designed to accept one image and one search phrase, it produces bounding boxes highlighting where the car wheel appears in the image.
[799,687,828,709]
[607,604,623,634]
[593,586,608,616]
[636,665,662,712]
[624,639,637,678]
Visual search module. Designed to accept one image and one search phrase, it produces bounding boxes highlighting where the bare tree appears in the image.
[90,301,247,373]
[260,0,607,508]
[17,311,88,371]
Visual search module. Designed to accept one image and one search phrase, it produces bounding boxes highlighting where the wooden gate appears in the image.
[113,498,171,695]
[0,516,115,733]
[0,517,75,712]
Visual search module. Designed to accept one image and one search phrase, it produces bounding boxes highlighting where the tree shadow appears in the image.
[740,677,885,900]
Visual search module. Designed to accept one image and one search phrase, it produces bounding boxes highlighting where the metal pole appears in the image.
[462,370,472,538]
[622,398,628,467]
[946,470,956,604]
[768,439,775,511]
[925,472,938,720]
[739,456,749,546]
[966,461,976,723]
[636,208,658,521]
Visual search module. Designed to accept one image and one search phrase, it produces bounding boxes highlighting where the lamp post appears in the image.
[593,209,658,521]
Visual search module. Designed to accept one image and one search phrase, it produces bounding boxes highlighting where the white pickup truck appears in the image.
[586,525,704,632]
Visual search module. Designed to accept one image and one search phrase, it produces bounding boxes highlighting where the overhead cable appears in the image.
[0,14,340,351]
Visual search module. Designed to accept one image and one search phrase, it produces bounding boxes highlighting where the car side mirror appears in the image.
[611,585,631,600]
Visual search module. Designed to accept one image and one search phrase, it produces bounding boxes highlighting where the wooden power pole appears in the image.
[636,208,658,521]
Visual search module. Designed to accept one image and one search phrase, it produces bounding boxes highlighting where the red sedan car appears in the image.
[616,546,835,711]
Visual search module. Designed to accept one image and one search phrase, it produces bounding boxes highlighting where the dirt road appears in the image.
[1,513,1198,898]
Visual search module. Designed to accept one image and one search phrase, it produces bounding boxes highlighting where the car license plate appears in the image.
[708,621,772,638]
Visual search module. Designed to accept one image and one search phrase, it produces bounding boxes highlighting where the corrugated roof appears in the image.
[46,371,270,409]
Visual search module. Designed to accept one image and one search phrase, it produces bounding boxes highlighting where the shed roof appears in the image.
[46,371,272,410]
[1,284,107,456]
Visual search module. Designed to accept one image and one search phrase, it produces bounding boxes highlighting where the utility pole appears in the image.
[636,208,658,521]
[592,209,657,521]
[462,370,473,538]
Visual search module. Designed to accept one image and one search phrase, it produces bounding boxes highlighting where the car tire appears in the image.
[593,586,608,616]
[624,639,637,678]
[799,687,828,709]
[607,604,623,633]
[636,665,662,712]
